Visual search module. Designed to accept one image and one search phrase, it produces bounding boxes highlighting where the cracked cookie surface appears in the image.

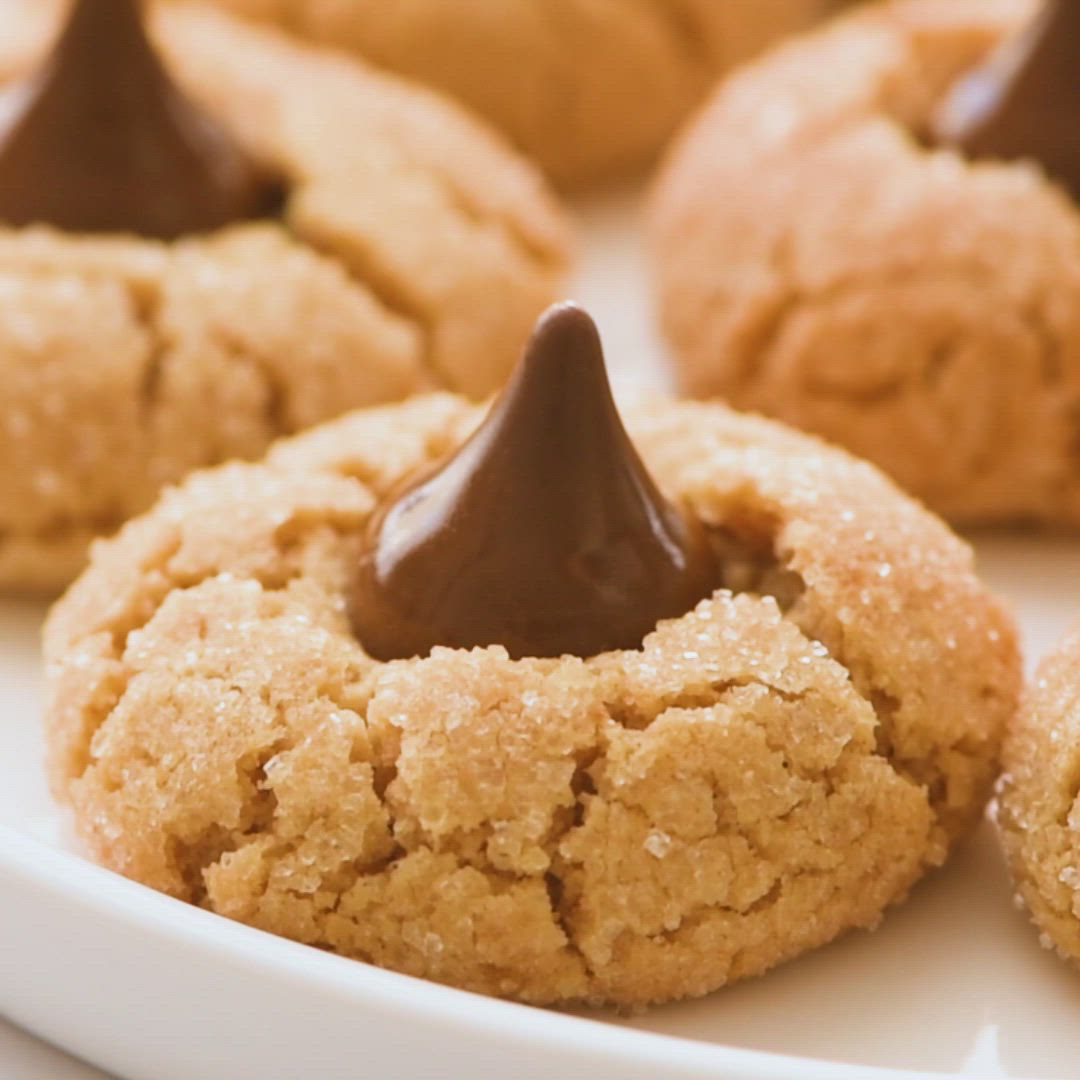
[195,0,845,188]
[0,0,568,593]
[999,626,1080,970]
[43,394,1020,1008]
[648,0,1080,527]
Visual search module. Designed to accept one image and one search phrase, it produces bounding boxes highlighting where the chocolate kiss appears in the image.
[0,0,280,239]
[350,302,718,661]
[933,1,1080,198]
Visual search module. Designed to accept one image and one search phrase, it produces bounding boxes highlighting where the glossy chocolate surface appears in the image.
[933,1,1080,198]
[350,302,717,661]
[0,0,280,238]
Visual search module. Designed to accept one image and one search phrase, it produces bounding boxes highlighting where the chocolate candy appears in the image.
[350,302,717,661]
[0,0,280,239]
[933,1,1080,199]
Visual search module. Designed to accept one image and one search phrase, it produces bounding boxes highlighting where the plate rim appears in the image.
[0,822,963,1080]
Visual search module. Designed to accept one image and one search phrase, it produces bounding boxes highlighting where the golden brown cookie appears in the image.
[44,393,1020,1008]
[648,0,1080,528]
[999,626,1080,968]
[0,0,568,593]
[196,0,845,188]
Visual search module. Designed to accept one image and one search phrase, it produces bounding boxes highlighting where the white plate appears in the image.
[3,191,1080,1080]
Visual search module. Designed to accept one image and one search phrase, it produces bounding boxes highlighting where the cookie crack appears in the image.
[210,326,290,440]
[535,762,602,982]
[736,260,1075,502]
[171,675,400,908]
[415,157,564,275]
[694,512,949,836]
[784,599,957,834]
[68,526,366,783]
[534,675,837,989]
[117,277,170,428]
[290,225,442,391]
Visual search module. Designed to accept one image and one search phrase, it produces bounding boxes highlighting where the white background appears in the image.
[0,1022,109,1079]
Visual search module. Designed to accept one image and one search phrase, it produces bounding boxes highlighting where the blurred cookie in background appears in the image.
[0,0,569,592]
[200,0,850,188]
[649,0,1080,528]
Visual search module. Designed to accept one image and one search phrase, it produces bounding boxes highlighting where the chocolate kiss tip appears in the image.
[348,301,718,663]
[525,301,603,366]
[505,301,614,421]
[932,1,1080,199]
[0,0,280,239]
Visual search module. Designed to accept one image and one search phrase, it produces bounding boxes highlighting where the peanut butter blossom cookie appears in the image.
[45,303,1020,1008]
[0,0,568,592]
[651,0,1080,527]
[999,626,1080,969]
[195,0,846,188]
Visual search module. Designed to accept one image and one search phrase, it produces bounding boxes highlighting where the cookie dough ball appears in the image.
[0,1,569,592]
[999,626,1080,968]
[44,394,1019,1008]
[649,0,1080,527]
[197,0,846,188]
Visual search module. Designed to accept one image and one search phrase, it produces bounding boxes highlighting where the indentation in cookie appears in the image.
[349,303,717,662]
[710,519,805,611]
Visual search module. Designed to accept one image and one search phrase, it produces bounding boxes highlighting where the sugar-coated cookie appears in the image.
[45,391,1019,1008]
[648,0,1080,527]
[198,0,845,188]
[0,0,568,592]
[999,626,1080,968]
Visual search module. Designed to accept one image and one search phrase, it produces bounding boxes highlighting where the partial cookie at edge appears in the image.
[999,625,1080,968]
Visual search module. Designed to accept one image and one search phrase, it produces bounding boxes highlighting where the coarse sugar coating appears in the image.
[999,626,1080,968]
[194,0,849,189]
[648,0,1080,527]
[43,394,1020,1008]
[0,0,568,593]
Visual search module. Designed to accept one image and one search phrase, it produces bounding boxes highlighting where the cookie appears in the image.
[649,0,1080,527]
[0,0,569,593]
[44,385,1019,1008]
[196,0,845,188]
[999,626,1080,969]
